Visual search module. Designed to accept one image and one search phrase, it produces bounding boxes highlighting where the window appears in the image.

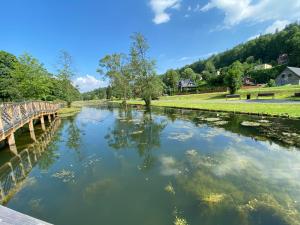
[281,74,285,78]
[288,74,292,78]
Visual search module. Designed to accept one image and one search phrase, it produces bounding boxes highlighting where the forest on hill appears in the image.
[182,23,300,73]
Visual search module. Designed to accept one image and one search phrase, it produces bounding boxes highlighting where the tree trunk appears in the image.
[144,97,151,107]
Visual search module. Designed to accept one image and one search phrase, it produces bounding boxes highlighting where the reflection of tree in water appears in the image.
[66,117,81,152]
[105,107,167,171]
[37,128,62,171]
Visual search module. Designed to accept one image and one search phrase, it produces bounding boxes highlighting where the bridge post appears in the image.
[40,116,46,131]
[28,120,36,141]
[0,109,4,138]
[7,133,18,155]
[48,114,52,123]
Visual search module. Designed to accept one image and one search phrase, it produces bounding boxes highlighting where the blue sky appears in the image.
[1,0,299,92]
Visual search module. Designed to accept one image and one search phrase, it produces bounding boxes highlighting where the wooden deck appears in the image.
[0,205,52,225]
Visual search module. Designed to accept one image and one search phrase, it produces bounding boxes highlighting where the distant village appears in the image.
[177,53,300,93]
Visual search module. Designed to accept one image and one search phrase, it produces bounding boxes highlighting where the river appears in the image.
[2,105,300,225]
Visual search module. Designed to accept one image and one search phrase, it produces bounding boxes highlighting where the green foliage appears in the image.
[106,86,112,100]
[247,65,285,84]
[0,50,80,103]
[184,23,300,73]
[11,53,51,100]
[56,50,81,106]
[224,61,243,94]
[130,33,163,106]
[181,68,197,81]
[98,53,132,102]
[267,79,276,87]
[0,51,19,100]
[82,87,106,100]
[163,69,180,95]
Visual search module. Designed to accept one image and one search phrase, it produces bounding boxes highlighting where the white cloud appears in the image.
[73,75,107,93]
[200,0,300,27]
[264,20,290,34]
[150,0,181,24]
[247,20,290,41]
[247,34,260,41]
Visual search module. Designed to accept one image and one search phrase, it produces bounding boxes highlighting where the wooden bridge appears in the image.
[0,101,60,155]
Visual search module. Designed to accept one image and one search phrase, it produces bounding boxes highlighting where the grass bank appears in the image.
[121,100,300,118]
[160,85,300,101]
[58,107,81,117]
[58,100,105,117]
[113,85,300,118]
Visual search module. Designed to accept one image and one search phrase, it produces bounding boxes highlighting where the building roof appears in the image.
[287,67,300,77]
[178,79,197,88]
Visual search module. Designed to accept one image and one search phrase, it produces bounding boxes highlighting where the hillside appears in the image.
[182,23,300,73]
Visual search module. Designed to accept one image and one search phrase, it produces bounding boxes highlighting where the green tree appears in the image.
[181,67,197,81]
[106,86,112,100]
[56,50,80,106]
[163,69,180,95]
[11,53,51,100]
[224,61,243,94]
[129,33,163,106]
[0,51,19,100]
[98,53,132,103]
[267,79,276,87]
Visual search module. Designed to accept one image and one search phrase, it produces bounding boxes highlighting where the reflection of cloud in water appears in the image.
[212,143,300,191]
[198,127,244,144]
[159,156,180,176]
[168,131,194,142]
[78,108,110,124]
[172,120,195,130]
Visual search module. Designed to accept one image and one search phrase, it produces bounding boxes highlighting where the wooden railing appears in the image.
[0,101,60,138]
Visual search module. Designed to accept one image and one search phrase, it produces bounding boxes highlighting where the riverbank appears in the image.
[58,100,105,117]
[112,99,300,118]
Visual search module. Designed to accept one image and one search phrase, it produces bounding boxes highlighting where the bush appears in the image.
[267,79,276,87]
[247,65,285,84]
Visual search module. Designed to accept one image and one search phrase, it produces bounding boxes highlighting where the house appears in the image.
[243,76,256,86]
[277,54,289,65]
[254,64,272,71]
[275,67,300,86]
[178,79,197,92]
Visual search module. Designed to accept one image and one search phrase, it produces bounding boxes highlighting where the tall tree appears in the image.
[224,61,244,94]
[129,33,163,106]
[98,53,132,103]
[163,69,180,95]
[181,67,197,81]
[11,53,51,100]
[56,50,80,106]
[0,51,19,100]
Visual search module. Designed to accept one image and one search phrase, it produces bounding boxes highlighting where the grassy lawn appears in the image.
[58,107,81,117]
[58,100,105,117]
[159,85,300,101]
[116,85,300,118]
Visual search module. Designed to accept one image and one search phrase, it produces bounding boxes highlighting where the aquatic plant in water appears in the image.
[52,169,75,183]
[174,216,188,225]
[165,183,175,195]
[241,121,261,127]
[176,148,300,224]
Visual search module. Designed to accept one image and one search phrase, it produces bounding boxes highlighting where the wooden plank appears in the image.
[0,205,52,225]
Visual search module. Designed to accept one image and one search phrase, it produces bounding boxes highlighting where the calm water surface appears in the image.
[4,105,300,225]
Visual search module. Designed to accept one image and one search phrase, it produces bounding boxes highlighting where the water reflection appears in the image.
[105,107,167,171]
[3,105,300,225]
